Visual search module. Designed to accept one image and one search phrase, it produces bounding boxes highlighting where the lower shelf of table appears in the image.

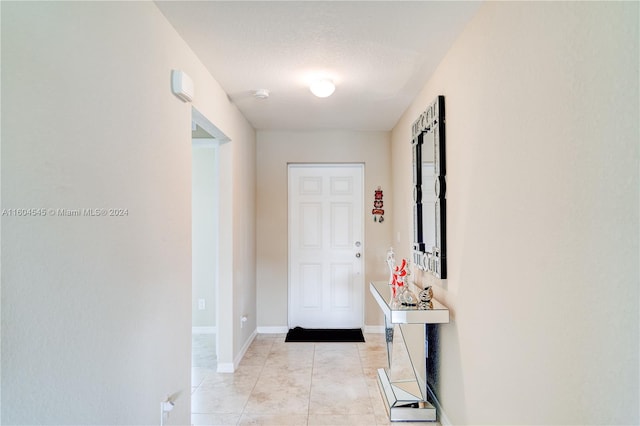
[376,368,437,422]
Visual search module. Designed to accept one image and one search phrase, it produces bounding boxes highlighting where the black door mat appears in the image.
[285,327,365,343]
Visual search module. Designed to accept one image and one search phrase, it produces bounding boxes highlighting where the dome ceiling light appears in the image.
[309,79,335,98]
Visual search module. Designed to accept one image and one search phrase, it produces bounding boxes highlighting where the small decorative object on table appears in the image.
[386,247,395,286]
[391,259,409,310]
[386,247,397,296]
[419,286,433,301]
[386,248,401,309]
[399,285,418,307]
[418,286,433,310]
[395,259,417,307]
[386,248,419,308]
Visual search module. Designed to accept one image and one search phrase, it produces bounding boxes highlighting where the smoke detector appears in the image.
[253,89,270,99]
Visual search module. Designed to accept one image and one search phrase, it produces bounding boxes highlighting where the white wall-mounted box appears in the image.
[171,69,194,102]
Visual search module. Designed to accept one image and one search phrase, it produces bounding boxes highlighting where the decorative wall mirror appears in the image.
[412,95,447,278]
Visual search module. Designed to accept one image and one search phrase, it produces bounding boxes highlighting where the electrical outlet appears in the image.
[198,299,205,310]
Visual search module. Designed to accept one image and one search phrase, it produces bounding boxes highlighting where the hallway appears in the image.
[191,333,438,425]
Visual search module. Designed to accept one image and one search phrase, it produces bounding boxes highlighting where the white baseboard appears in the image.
[216,330,257,373]
[427,384,451,426]
[234,329,257,370]
[256,326,289,334]
[216,362,234,373]
[258,326,382,334]
[192,326,216,334]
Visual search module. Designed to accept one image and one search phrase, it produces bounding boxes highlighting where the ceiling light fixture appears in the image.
[309,79,335,98]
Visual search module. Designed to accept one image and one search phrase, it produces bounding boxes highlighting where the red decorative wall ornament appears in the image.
[372,186,384,222]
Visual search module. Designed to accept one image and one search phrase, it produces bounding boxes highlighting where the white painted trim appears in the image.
[427,384,451,426]
[216,363,234,373]
[364,325,384,334]
[257,326,289,334]
[192,138,219,148]
[192,107,230,143]
[233,329,257,370]
[216,330,258,373]
[192,326,217,334]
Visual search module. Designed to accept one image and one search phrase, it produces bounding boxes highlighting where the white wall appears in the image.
[391,2,638,424]
[1,2,256,424]
[192,145,218,328]
[256,130,391,330]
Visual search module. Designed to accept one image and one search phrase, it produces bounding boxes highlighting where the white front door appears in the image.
[288,164,364,329]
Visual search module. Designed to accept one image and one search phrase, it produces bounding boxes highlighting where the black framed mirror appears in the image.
[412,95,446,278]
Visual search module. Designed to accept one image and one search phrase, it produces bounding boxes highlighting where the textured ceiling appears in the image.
[156,1,482,131]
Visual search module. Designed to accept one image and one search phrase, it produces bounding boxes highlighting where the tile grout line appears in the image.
[357,339,378,424]
[360,334,387,426]
[306,343,317,426]
[236,336,276,425]
[191,334,217,397]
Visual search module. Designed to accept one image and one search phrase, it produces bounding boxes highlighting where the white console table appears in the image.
[369,281,450,422]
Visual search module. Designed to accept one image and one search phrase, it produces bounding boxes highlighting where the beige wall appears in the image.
[1,2,256,424]
[391,2,638,424]
[256,130,391,329]
[231,109,257,360]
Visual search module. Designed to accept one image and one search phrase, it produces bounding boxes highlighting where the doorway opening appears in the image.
[191,107,230,386]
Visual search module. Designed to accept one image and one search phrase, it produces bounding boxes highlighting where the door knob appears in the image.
[355,253,361,258]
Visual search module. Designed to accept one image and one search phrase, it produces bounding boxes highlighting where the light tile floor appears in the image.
[191,333,439,426]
